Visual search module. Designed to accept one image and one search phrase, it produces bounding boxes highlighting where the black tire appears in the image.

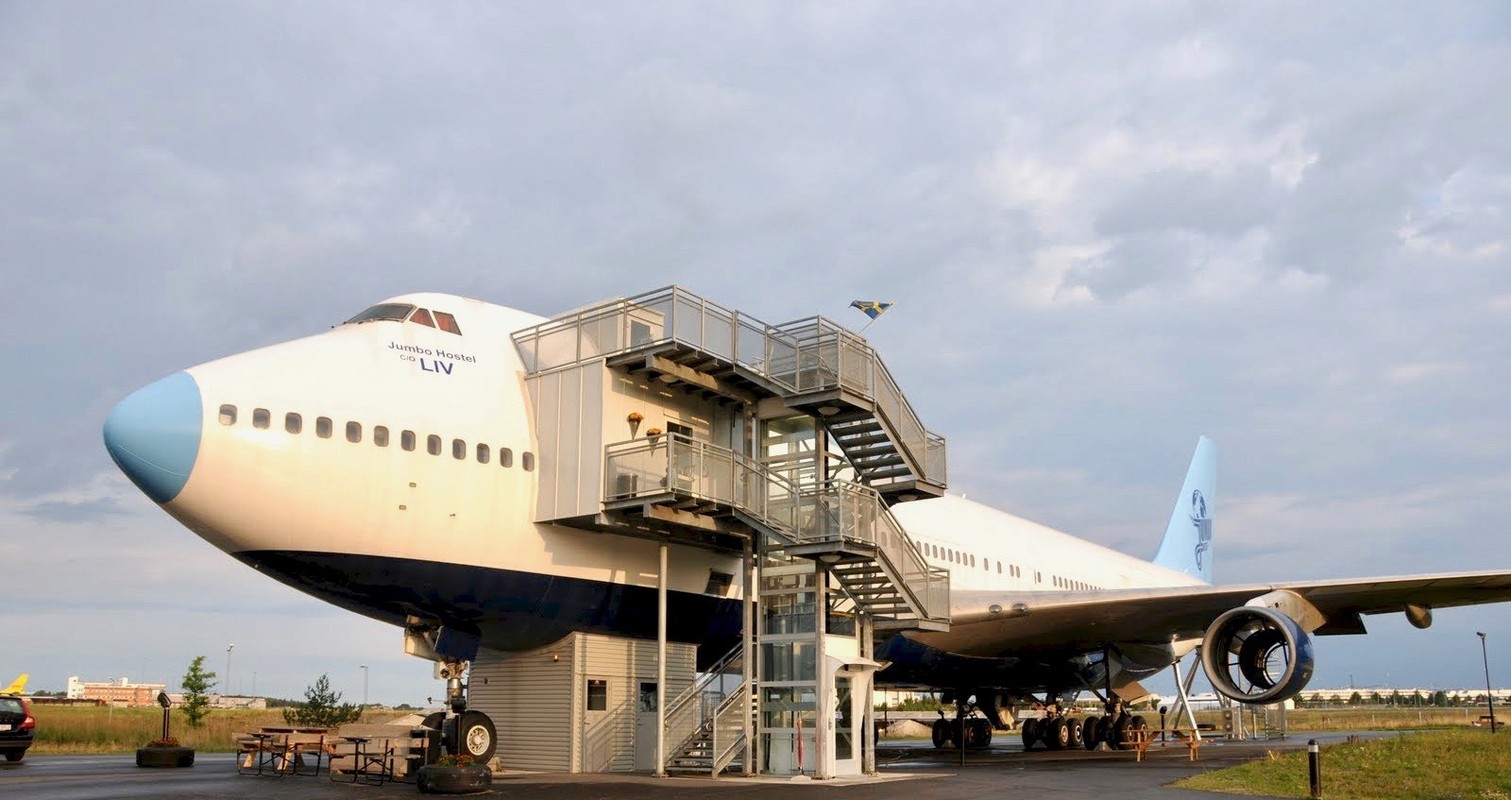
[4,750,26,763]
[1082,716,1101,750]
[931,718,948,749]
[1067,717,1083,748]
[136,746,194,768]
[457,711,497,764]
[1110,715,1131,750]
[1020,717,1038,750]
[1048,717,1070,750]
[969,718,992,749]
[417,764,493,794]
[422,711,447,730]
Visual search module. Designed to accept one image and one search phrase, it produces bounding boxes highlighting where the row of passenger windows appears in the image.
[916,540,1098,589]
[217,404,534,471]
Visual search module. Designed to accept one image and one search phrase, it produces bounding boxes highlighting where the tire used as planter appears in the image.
[417,763,492,795]
[136,746,195,768]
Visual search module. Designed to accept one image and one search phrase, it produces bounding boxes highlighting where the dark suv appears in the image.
[0,696,35,762]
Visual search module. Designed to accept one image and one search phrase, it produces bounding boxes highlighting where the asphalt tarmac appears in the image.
[0,734,1366,800]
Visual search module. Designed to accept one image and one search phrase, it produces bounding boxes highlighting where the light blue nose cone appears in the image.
[104,371,203,503]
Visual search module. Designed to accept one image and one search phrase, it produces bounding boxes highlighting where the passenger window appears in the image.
[499,448,513,468]
[969,554,976,567]
[253,408,270,429]
[477,444,490,464]
[435,311,462,335]
[522,452,535,471]
[218,404,237,425]
[402,430,416,451]
[427,435,442,456]
[316,417,332,438]
[374,426,389,447]
[346,421,362,443]
[452,439,466,460]
[409,308,436,328]
[285,413,302,434]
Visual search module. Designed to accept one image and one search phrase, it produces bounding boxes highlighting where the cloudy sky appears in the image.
[3,2,1509,706]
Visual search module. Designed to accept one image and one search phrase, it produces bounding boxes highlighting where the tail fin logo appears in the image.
[1191,490,1212,569]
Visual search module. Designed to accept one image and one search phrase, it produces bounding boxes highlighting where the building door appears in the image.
[634,681,658,772]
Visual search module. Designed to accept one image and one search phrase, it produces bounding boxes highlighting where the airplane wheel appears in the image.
[1048,718,1070,750]
[457,711,497,763]
[1021,717,1038,750]
[1067,716,1083,748]
[1110,715,1131,750]
[932,719,948,749]
[1132,714,1149,733]
[966,718,992,749]
[1082,716,1101,750]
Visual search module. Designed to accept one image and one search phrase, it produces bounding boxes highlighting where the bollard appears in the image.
[1308,739,1321,799]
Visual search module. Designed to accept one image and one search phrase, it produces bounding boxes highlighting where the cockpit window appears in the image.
[434,311,462,335]
[409,308,436,328]
[344,303,415,325]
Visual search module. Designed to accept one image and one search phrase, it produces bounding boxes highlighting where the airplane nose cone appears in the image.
[103,372,203,503]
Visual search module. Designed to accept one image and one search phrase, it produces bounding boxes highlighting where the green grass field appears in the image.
[27,706,388,754]
[1176,729,1511,799]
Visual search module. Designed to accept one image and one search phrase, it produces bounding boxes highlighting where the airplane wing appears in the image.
[912,571,1511,658]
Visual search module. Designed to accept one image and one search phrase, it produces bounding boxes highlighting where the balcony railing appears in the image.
[603,435,947,624]
[513,286,946,488]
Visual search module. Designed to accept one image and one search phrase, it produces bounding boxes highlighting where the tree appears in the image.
[283,673,363,728]
[180,655,217,728]
[1349,691,1363,706]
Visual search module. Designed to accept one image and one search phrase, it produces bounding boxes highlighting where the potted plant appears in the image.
[417,752,492,794]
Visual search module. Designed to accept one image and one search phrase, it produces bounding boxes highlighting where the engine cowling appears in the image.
[1200,606,1315,704]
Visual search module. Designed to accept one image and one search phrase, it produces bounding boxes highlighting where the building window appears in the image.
[452,438,466,460]
[374,426,389,447]
[402,430,416,451]
[346,421,362,443]
[586,679,607,711]
[285,413,302,434]
[316,417,333,438]
[427,435,442,456]
[218,405,237,425]
[499,448,513,468]
[522,452,535,472]
[476,443,490,464]
[252,408,270,429]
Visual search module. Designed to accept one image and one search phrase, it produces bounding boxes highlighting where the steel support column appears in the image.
[655,542,667,777]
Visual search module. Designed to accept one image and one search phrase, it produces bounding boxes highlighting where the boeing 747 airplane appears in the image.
[103,288,1511,765]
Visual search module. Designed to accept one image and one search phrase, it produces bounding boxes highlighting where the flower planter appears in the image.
[416,763,491,794]
[136,745,195,768]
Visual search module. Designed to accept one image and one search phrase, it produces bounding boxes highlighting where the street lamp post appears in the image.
[360,665,369,712]
[226,644,234,698]
[1478,632,1497,733]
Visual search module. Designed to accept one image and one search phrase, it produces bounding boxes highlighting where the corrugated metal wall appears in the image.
[469,632,697,774]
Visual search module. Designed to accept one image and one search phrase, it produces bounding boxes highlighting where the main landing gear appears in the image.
[1020,700,1147,751]
[931,694,994,750]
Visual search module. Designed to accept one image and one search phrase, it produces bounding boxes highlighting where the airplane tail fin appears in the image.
[1151,436,1216,583]
[2,673,28,695]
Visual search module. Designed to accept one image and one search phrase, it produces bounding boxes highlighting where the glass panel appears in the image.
[346,421,362,443]
[373,426,389,447]
[316,417,332,438]
[252,408,270,429]
[476,443,490,463]
[835,677,853,760]
[218,404,236,425]
[499,447,513,468]
[434,311,462,335]
[427,435,442,456]
[452,438,466,459]
[409,308,436,327]
[522,452,535,471]
[401,430,415,451]
[284,413,302,434]
[343,303,414,324]
[586,679,607,711]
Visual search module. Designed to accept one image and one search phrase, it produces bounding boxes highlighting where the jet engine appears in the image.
[1200,606,1315,704]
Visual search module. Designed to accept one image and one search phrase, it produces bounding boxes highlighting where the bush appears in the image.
[282,674,362,728]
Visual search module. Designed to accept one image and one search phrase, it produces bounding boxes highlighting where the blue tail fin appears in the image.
[1151,436,1216,583]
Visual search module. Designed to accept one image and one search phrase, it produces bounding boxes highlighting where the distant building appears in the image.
[67,676,167,707]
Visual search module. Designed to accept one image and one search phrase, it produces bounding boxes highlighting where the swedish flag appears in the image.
[850,300,894,320]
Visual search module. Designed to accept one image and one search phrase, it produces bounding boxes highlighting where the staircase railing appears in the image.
[512,286,946,487]
[663,642,745,766]
[708,685,750,775]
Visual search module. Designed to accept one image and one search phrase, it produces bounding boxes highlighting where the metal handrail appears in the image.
[604,436,949,623]
[512,286,946,486]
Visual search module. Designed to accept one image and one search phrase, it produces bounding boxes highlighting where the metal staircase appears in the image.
[512,286,948,500]
[603,435,949,631]
[662,643,749,776]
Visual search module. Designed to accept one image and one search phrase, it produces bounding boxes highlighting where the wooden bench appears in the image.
[324,724,432,783]
[235,728,329,776]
